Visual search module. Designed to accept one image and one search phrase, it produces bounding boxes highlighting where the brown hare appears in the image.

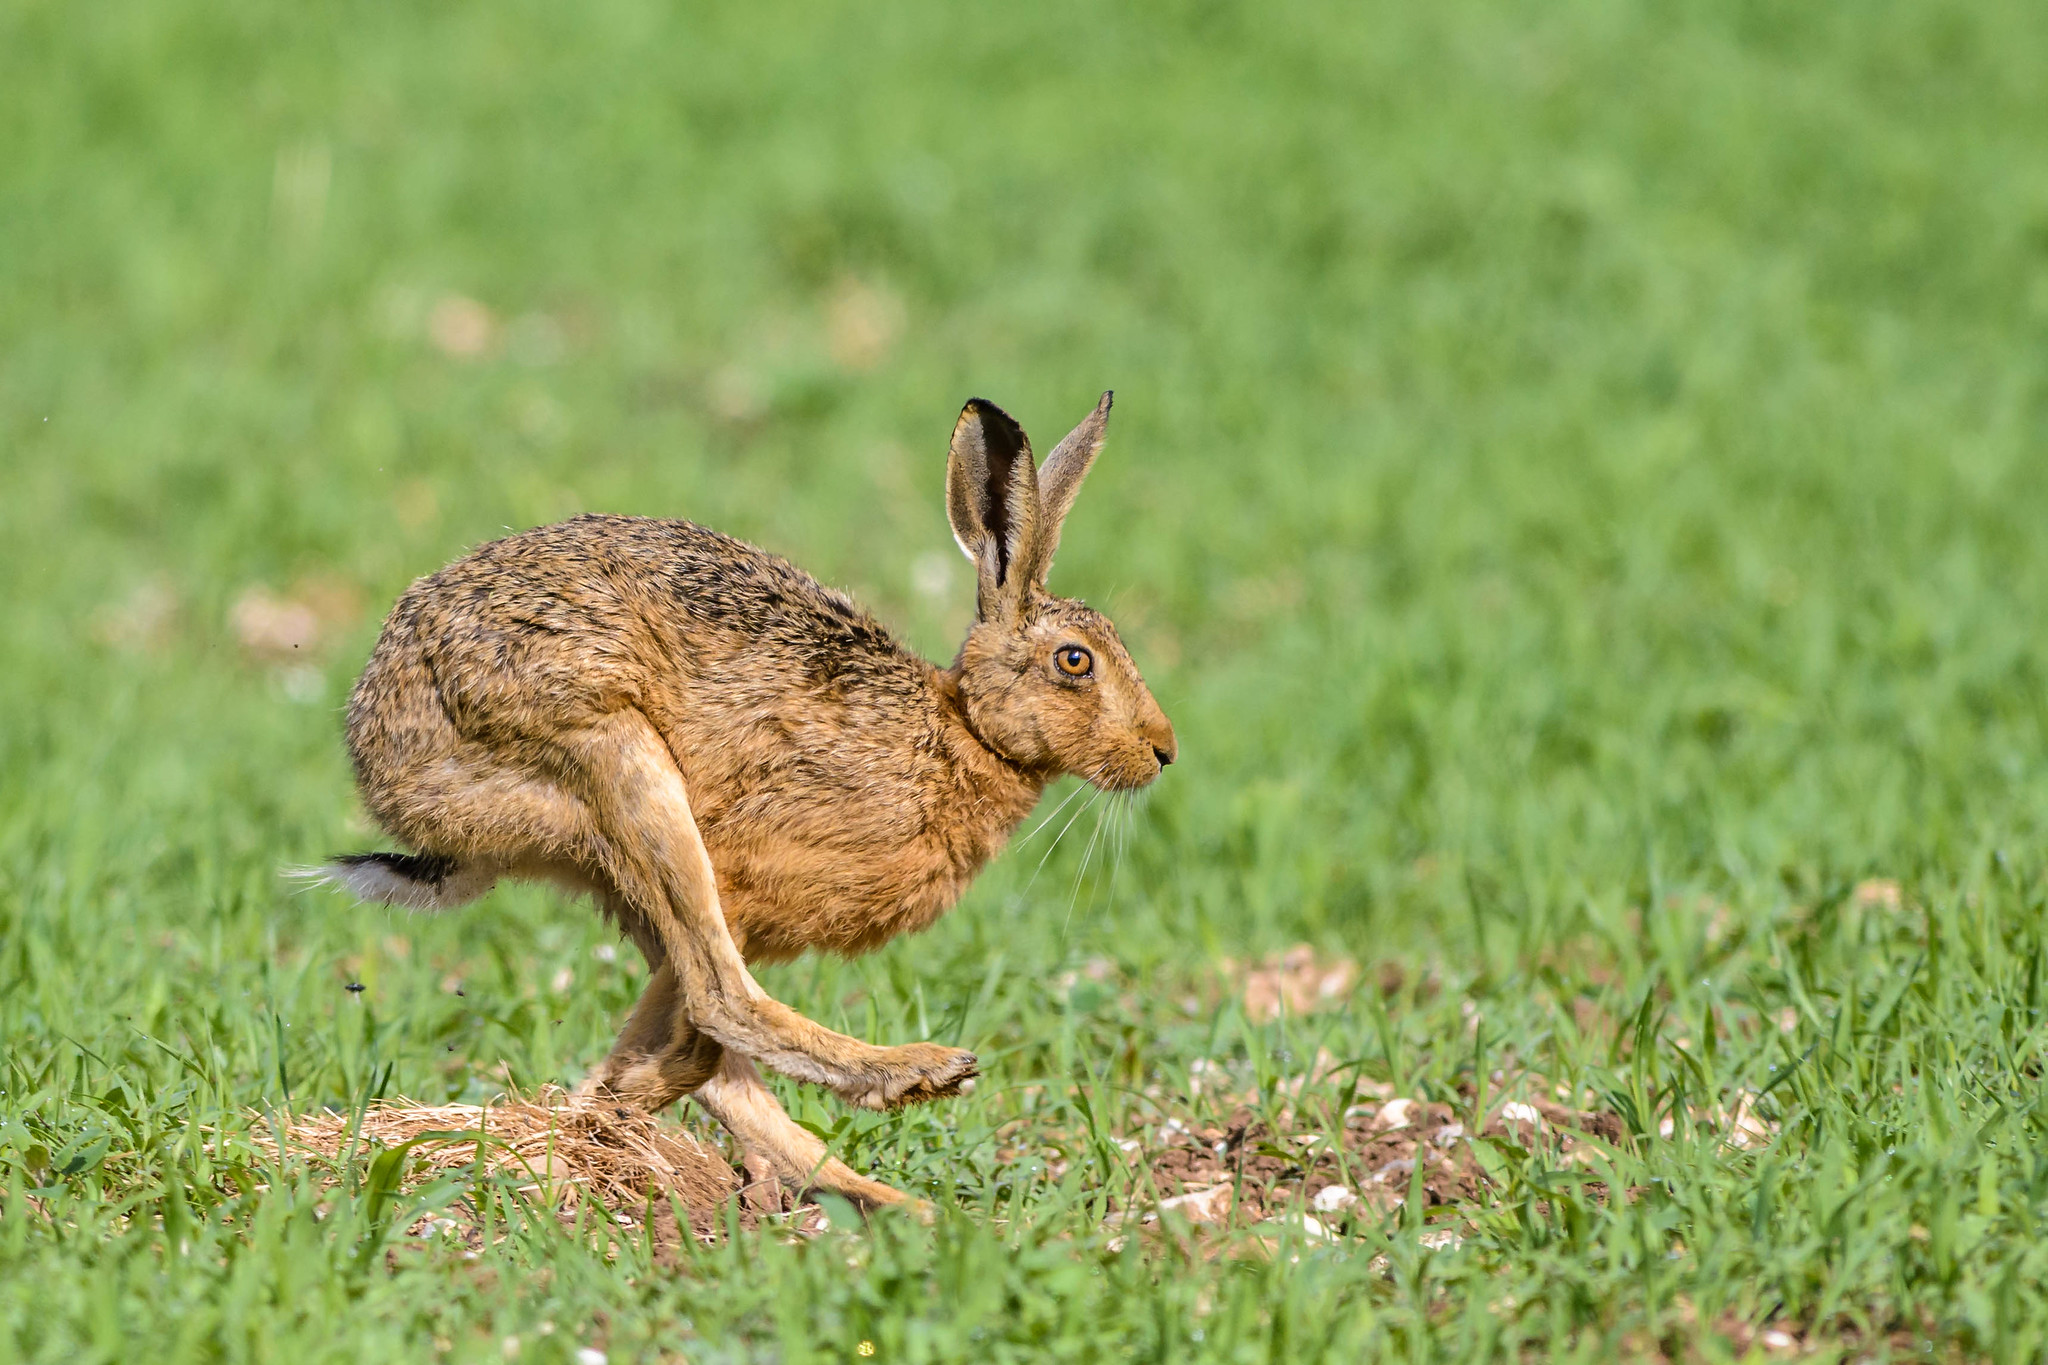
[321,394,1175,1208]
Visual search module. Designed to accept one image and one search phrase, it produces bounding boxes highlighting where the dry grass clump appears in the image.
[257,1089,743,1236]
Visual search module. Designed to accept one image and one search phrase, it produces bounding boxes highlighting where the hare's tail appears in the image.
[295,852,497,910]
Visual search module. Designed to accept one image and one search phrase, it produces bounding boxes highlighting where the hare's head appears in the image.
[944,394,1176,792]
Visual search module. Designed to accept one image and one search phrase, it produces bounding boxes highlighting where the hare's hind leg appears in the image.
[561,709,977,1111]
[579,960,906,1207]
[692,1051,909,1209]
[578,957,722,1110]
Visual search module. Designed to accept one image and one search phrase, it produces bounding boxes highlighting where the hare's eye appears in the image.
[1055,645,1094,677]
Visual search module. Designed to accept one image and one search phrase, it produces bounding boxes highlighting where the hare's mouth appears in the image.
[1090,749,1169,793]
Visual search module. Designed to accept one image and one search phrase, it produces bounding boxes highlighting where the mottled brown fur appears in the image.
[330,394,1174,1207]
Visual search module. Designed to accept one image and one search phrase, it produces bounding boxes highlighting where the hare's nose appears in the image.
[1140,707,1177,770]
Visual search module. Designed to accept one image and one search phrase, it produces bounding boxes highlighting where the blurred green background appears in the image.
[7,0,2048,1359]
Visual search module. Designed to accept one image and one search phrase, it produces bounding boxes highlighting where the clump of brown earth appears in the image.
[1112,1096,1627,1241]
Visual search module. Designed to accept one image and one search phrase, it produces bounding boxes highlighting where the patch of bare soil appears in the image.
[1112,1095,1626,1241]
[1633,1298,1958,1364]
[1224,943,1424,1023]
[256,1089,751,1241]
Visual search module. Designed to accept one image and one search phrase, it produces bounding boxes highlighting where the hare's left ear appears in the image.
[945,398,1041,620]
[1015,391,1111,586]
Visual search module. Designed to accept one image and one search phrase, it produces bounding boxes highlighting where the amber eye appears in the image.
[1054,645,1094,677]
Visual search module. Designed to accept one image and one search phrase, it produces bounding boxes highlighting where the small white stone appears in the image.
[1500,1101,1544,1127]
[1310,1185,1357,1214]
[1159,1185,1232,1225]
[1378,1098,1418,1130]
[576,1350,607,1365]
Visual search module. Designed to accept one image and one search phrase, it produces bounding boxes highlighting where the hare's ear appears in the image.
[1017,391,1111,585]
[946,398,1042,619]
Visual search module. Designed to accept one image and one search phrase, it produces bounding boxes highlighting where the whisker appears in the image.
[1024,784,1104,900]
[1105,794,1131,904]
[1011,776,1095,850]
[1060,798,1111,944]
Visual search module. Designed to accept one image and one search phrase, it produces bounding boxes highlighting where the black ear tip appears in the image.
[961,397,1026,451]
[1100,390,1114,410]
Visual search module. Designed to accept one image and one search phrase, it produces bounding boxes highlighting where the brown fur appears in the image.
[328,394,1174,1206]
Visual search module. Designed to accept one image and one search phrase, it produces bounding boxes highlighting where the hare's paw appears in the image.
[838,1043,978,1111]
[800,1167,914,1214]
[793,1167,940,1223]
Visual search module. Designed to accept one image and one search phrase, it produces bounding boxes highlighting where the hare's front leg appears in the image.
[564,709,977,1110]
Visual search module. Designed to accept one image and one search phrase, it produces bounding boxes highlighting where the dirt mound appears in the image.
[257,1090,745,1239]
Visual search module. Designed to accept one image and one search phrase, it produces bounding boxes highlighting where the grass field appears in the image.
[7,0,2048,1358]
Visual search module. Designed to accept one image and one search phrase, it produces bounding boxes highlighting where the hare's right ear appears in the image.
[946,398,1041,620]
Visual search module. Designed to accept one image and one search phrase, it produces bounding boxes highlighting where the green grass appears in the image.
[8,0,2048,1358]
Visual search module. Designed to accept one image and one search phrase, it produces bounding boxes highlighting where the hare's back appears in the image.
[556,515,909,665]
[407,513,924,701]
